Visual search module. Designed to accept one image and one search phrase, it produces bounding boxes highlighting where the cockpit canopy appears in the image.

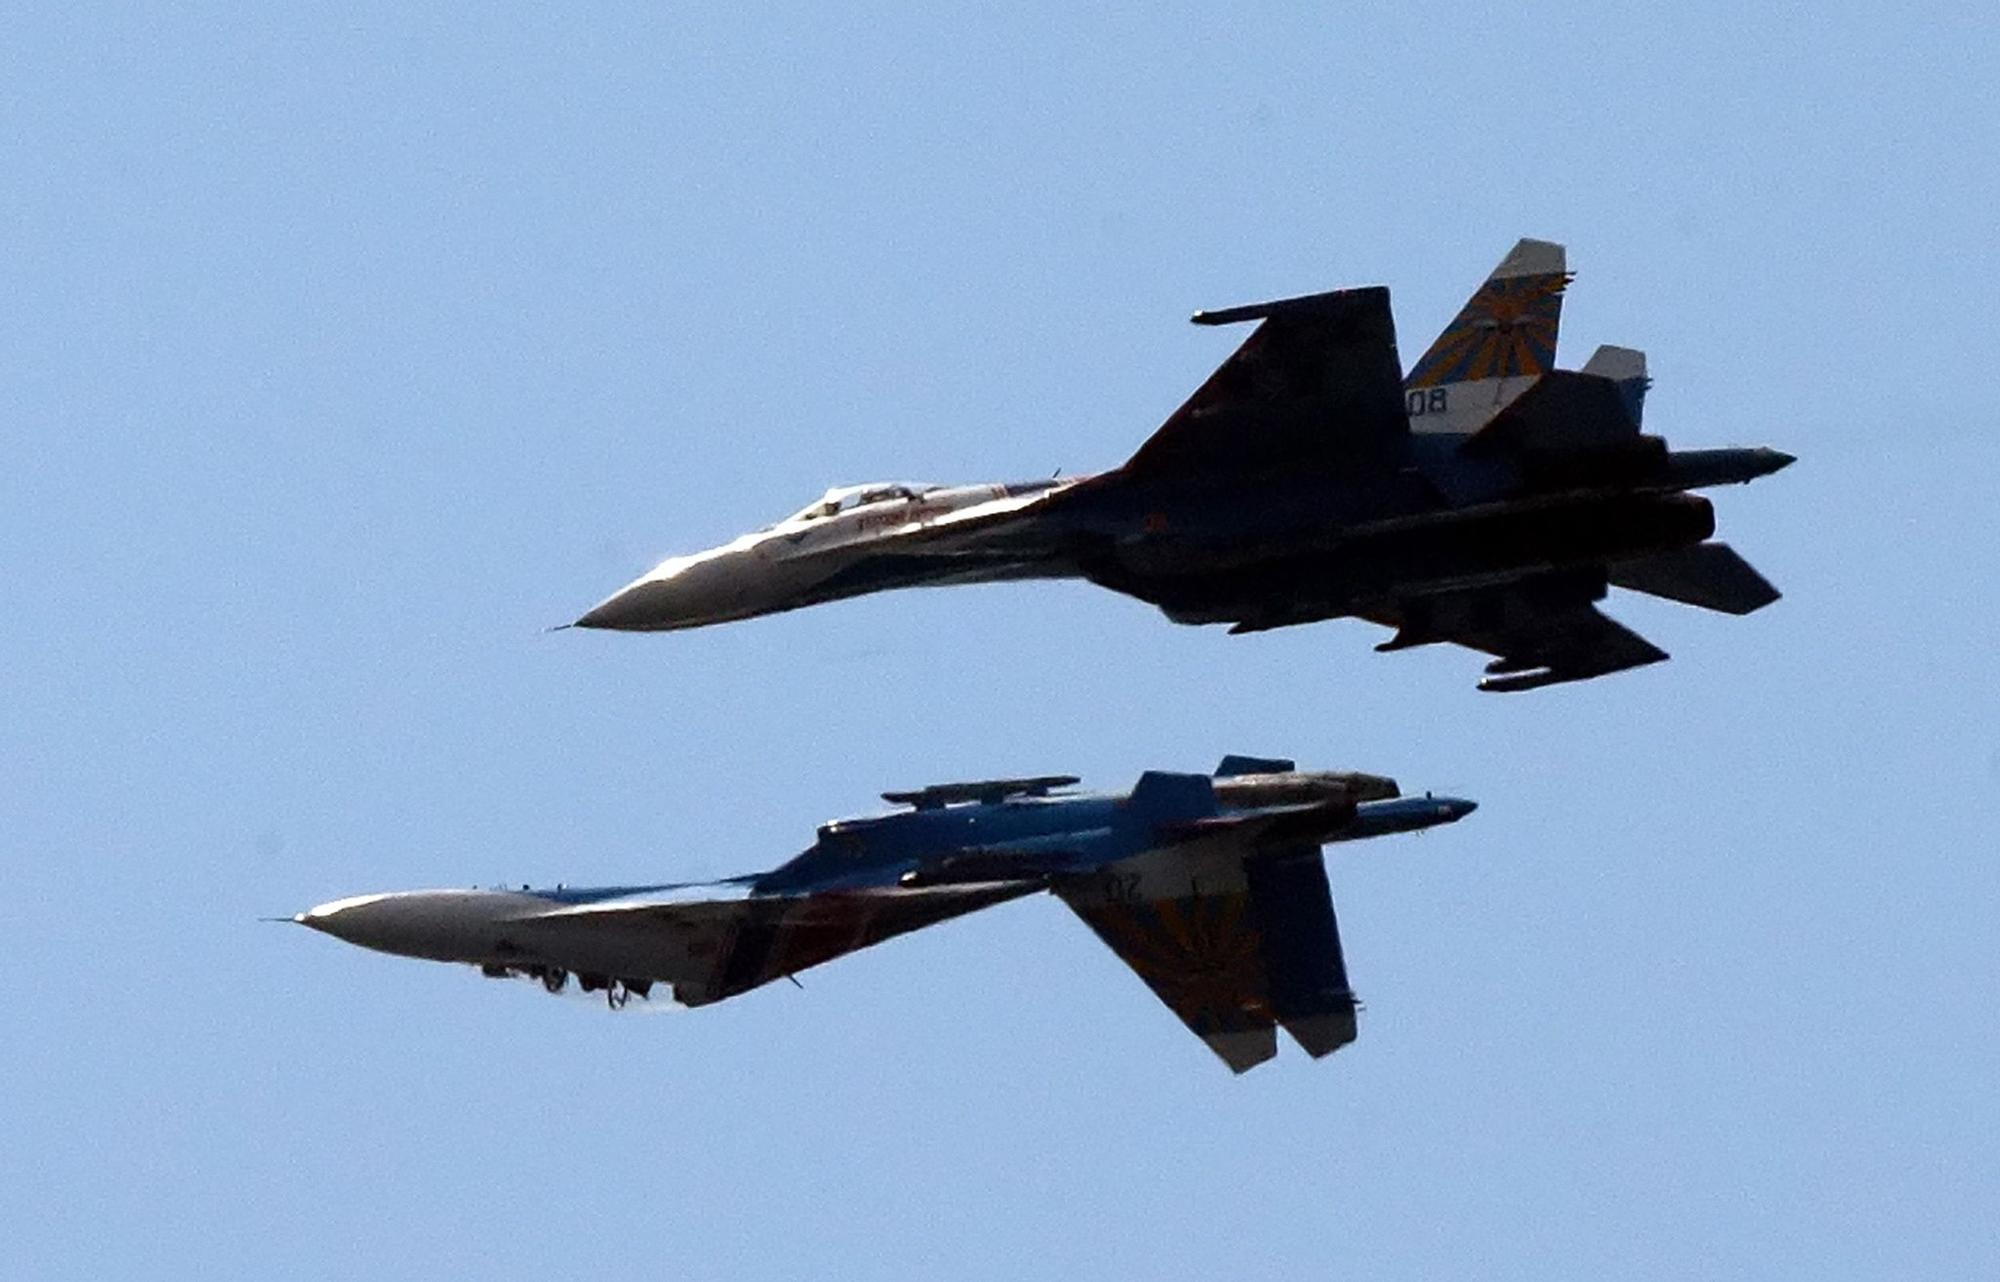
[787,482,941,524]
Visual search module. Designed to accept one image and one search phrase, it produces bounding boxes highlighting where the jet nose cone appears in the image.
[1438,797,1478,822]
[294,893,391,945]
[292,890,512,962]
[571,555,742,632]
[572,577,682,631]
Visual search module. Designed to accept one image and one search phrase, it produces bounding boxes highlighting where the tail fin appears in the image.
[1058,842,1357,1073]
[1581,344,1651,428]
[1126,770,1218,820]
[1244,847,1358,1058]
[1405,238,1570,435]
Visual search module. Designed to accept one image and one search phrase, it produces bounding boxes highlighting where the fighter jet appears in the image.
[573,239,1792,691]
[294,757,1475,1073]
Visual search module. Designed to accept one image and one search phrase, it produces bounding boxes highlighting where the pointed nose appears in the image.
[1437,797,1478,822]
[293,891,522,962]
[573,576,689,630]
[571,554,748,631]
[294,893,394,946]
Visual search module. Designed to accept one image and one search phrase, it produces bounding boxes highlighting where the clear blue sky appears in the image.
[5,5,1995,1277]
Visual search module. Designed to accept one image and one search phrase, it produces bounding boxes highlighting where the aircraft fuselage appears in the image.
[297,771,1469,1005]
[571,442,1788,635]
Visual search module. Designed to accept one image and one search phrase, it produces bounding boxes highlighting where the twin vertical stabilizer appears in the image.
[1405,238,1571,435]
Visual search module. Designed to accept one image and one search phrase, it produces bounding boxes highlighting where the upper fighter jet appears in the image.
[573,240,1792,691]
[295,758,1475,1073]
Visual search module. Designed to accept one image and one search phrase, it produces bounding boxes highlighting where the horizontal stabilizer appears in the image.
[1610,543,1781,615]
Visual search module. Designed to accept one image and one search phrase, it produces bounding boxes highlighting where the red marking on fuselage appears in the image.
[853,503,952,534]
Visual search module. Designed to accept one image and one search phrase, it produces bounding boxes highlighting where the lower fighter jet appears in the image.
[573,239,1792,691]
[294,758,1475,1072]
